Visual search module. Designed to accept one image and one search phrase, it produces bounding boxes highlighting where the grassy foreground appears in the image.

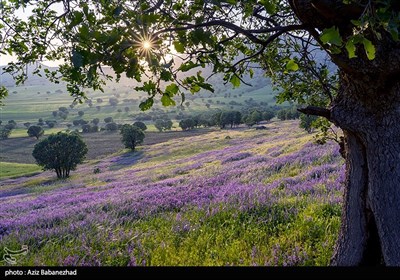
[0,121,344,266]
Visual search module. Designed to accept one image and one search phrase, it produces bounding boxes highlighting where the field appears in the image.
[0,121,344,266]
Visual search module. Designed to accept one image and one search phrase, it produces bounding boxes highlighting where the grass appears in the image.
[0,162,41,179]
[0,120,344,266]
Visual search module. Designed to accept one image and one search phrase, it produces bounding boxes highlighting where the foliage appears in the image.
[133,121,147,131]
[0,127,12,139]
[82,124,99,133]
[300,114,319,134]
[154,119,173,132]
[219,111,242,129]
[179,118,196,131]
[32,132,88,179]
[104,117,114,123]
[120,124,145,151]
[105,122,119,131]
[27,125,44,139]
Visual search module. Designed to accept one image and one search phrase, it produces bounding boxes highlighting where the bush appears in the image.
[133,121,147,131]
[120,124,145,151]
[27,125,44,139]
[32,132,88,179]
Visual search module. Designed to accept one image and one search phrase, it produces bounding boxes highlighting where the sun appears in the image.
[142,40,152,50]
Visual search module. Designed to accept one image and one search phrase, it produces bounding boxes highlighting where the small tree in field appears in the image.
[120,124,145,151]
[32,132,88,179]
[133,121,147,131]
[0,128,11,140]
[27,125,44,139]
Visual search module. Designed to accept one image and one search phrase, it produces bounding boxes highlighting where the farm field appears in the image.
[0,121,344,266]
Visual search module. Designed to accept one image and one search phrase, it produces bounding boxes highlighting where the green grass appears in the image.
[0,162,41,179]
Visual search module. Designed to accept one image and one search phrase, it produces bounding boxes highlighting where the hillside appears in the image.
[0,121,344,266]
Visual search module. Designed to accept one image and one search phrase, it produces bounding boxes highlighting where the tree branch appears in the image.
[298,105,331,120]
[154,20,265,45]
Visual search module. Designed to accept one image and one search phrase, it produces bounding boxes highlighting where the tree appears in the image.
[120,124,145,151]
[0,128,11,140]
[179,118,195,131]
[27,125,44,139]
[32,132,87,179]
[78,110,84,117]
[154,119,172,132]
[300,114,318,134]
[109,97,119,107]
[104,117,113,123]
[91,118,100,125]
[133,121,147,131]
[105,122,118,131]
[3,0,400,265]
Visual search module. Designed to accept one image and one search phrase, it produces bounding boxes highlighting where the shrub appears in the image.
[120,124,145,151]
[32,132,88,179]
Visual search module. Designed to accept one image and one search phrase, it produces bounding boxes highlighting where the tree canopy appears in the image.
[32,132,88,179]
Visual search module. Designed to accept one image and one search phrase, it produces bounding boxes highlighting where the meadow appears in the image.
[0,121,344,266]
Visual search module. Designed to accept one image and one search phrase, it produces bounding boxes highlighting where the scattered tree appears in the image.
[179,118,196,131]
[120,124,145,151]
[133,121,147,131]
[154,119,173,132]
[27,125,44,139]
[104,117,113,123]
[0,128,11,139]
[105,122,118,131]
[32,132,88,179]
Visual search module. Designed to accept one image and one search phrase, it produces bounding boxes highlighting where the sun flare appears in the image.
[142,40,152,50]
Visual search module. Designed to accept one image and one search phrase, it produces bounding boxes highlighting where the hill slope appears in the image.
[0,121,344,266]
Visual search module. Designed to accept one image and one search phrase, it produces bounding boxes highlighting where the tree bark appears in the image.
[330,73,400,266]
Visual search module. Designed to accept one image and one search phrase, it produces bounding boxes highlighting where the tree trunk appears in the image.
[330,73,400,266]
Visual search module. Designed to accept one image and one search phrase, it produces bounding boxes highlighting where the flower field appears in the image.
[0,121,344,266]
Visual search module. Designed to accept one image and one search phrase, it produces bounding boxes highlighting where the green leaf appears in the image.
[249,68,254,78]
[139,98,154,111]
[259,0,277,14]
[160,70,172,81]
[173,41,185,53]
[230,75,241,88]
[165,83,179,95]
[362,38,376,60]
[178,61,200,72]
[285,59,299,71]
[345,40,357,58]
[161,94,176,106]
[71,50,84,68]
[320,27,343,46]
